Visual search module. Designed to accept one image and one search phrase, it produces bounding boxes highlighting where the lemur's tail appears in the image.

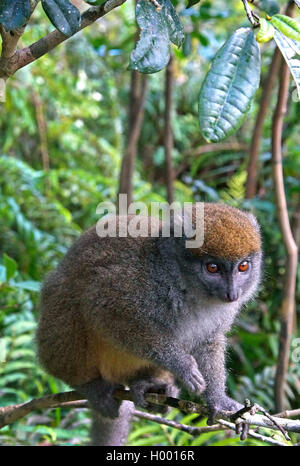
[90,401,134,446]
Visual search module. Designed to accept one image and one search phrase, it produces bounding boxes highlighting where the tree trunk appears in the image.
[118,70,148,205]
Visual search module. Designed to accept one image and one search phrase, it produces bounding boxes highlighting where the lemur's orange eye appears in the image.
[238,260,249,272]
[206,263,219,274]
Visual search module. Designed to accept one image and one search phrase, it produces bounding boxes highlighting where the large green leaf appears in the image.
[0,0,30,30]
[198,27,261,143]
[273,29,300,100]
[129,0,184,74]
[41,0,81,37]
[129,0,170,74]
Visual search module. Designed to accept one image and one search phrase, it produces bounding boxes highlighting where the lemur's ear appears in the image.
[246,212,261,233]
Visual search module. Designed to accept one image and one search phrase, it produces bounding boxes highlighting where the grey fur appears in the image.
[36,207,262,445]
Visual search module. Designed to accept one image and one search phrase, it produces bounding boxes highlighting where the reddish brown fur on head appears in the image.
[190,203,261,260]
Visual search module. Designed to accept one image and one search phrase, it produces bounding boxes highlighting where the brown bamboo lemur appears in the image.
[36,203,262,445]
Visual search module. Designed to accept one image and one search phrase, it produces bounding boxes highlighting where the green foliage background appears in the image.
[0,0,299,446]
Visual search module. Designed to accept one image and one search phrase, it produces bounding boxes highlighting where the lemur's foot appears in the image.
[130,377,179,414]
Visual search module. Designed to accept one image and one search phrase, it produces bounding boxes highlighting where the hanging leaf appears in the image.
[273,29,300,100]
[256,18,275,43]
[41,0,81,37]
[129,0,170,74]
[0,0,30,30]
[129,0,184,74]
[270,14,300,41]
[198,27,261,143]
[163,0,184,47]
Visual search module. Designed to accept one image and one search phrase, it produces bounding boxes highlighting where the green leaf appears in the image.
[273,29,300,100]
[256,18,275,43]
[129,0,184,74]
[129,0,170,74]
[0,0,30,30]
[41,0,81,37]
[163,0,184,47]
[3,254,17,281]
[187,0,201,9]
[13,280,41,292]
[198,27,261,143]
[271,14,300,41]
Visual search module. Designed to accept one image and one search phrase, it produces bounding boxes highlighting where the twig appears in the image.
[38,401,294,446]
[218,419,289,447]
[241,0,259,27]
[133,409,226,435]
[255,403,291,441]
[275,408,300,418]
[0,391,82,429]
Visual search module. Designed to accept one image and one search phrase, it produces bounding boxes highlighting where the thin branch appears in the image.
[241,0,259,27]
[275,408,300,418]
[133,409,226,435]
[254,403,291,441]
[218,419,289,447]
[3,389,299,433]
[48,402,293,447]
[0,391,82,429]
